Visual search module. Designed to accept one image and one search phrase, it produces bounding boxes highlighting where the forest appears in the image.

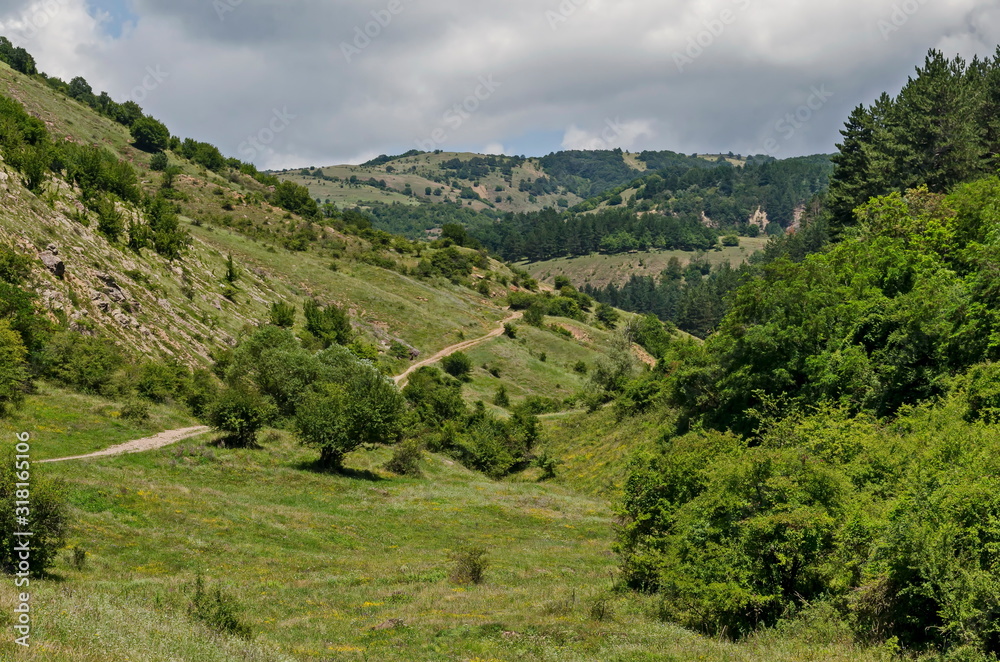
[612,49,1000,660]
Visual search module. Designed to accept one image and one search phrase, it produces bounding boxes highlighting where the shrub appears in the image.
[449,546,488,585]
[295,349,404,469]
[303,299,352,347]
[523,302,545,327]
[130,116,170,153]
[596,303,620,328]
[206,386,275,448]
[0,320,28,415]
[442,352,472,379]
[188,574,252,639]
[384,440,424,476]
[149,152,168,171]
[120,397,150,421]
[269,302,296,328]
[493,385,510,408]
[503,323,517,339]
[0,448,66,575]
[40,331,124,395]
[389,340,411,360]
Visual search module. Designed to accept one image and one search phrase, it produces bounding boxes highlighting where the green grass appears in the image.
[522,238,770,289]
[0,383,200,460]
[460,318,613,408]
[0,426,898,661]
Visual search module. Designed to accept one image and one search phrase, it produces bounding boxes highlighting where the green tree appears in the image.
[0,320,28,415]
[130,116,170,153]
[206,386,275,447]
[295,353,404,470]
[303,299,352,347]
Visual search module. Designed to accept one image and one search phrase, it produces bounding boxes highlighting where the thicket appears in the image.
[617,49,1000,659]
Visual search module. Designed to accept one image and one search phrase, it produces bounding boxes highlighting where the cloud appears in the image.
[561,118,655,151]
[1,0,998,167]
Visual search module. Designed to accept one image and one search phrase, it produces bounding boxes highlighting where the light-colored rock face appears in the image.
[748,206,770,231]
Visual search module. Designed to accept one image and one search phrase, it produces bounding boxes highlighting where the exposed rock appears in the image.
[39,250,64,278]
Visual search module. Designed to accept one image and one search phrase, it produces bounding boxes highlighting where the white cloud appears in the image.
[561,119,655,151]
[0,0,997,166]
[483,142,506,155]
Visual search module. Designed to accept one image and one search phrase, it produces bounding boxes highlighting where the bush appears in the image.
[389,340,411,360]
[40,331,124,395]
[295,349,404,469]
[384,440,424,476]
[503,323,517,339]
[149,152,168,171]
[442,352,472,379]
[206,386,275,448]
[0,447,66,575]
[188,574,252,639]
[120,397,150,421]
[303,299,352,348]
[449,546,488,585]
[267,302,295,328]
[0,320,28,415]
[493,385,510,408]
[523,302,545,327]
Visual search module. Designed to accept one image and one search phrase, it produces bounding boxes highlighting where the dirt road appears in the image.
[393,311,522,387]
[39,426,210,463]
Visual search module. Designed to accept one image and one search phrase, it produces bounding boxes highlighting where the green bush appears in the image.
[40,331,124,395]
[0,320,28,415]
[130,116,170,153]
[442,352,472,379]
[149,152,168,171]
[188,574,252,639]
[268,301,296,328]
[295,347,404,469]
[384,440,424,477]
[303,299,352,348]
[0,447,66,575]
[206,386,275,448]
[449,546,489,585]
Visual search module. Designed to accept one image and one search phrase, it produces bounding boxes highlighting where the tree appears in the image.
[0,448,66,575]
[295,352,404,470]
[131,117,170,153]
[596,303,620,329]
[303,299,352,347]
[0,320,27,415]
[206,386,275,447]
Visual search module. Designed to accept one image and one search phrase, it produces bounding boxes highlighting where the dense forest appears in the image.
[470,207,720,262]
[611,49,1000,660]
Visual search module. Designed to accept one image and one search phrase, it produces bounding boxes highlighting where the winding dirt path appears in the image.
[393,311,522,387]
[43,312,524,462]
[39,426,211,464]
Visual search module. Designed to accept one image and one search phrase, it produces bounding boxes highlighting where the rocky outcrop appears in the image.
[39,244,64,278]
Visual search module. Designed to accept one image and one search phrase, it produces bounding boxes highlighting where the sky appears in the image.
[1,0,999,169]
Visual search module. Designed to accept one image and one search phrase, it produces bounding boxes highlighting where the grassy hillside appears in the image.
[522,237,770,289]
[0,393,895,661]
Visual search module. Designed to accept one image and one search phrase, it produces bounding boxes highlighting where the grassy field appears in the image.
[521,237,771,289]
[0,414,898,662]
[0,383,201,461]
[274,151,586,219]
